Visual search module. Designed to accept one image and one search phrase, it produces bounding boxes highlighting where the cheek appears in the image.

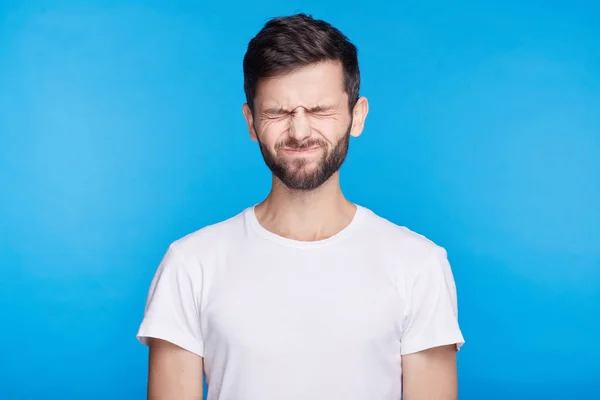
[258,120,288,147]
[309,118,347,142]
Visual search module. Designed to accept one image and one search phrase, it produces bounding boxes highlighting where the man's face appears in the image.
[243,61,366,191]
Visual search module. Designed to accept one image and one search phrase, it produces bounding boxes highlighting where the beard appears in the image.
[257,122,352,191]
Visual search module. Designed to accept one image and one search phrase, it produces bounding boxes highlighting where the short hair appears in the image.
[243,13,360,113]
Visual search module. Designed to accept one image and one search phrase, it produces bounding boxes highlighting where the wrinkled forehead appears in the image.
[254,61,348,111]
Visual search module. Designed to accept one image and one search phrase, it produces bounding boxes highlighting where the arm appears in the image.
[148,338,204,399]
[399,248,464,399]
[137,244,206,399]
[402,344,458,400]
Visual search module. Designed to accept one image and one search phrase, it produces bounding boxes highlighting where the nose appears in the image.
[288,108,311,141]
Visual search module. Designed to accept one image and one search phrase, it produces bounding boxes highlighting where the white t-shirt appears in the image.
[137,205,465,400]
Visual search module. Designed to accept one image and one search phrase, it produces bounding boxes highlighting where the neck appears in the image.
[254,173,357,242]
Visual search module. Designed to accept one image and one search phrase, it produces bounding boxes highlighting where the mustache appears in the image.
[276,139,326,150]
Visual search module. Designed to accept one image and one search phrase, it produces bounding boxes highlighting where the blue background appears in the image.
[1,0,599,398]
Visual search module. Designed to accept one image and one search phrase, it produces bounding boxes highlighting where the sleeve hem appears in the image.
[400,331,465,356]
[137,325,205,358]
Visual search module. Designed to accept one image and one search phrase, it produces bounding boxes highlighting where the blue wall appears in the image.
[1,1,599,398]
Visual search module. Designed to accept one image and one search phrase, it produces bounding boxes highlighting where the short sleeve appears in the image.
[400,247,465,355]
[136,243,205,357]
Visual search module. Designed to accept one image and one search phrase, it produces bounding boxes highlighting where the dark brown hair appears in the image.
[243,14,360,113]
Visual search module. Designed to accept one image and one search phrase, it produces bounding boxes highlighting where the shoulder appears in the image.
[359,206,448,273]
[167,208,248,262]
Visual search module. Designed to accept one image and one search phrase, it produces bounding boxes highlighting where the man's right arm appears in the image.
[148,338,204,400]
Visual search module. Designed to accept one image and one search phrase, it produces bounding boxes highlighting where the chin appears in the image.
[287,166,319,177]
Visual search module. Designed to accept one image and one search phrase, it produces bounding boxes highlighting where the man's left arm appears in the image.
[399,247,465,399]
[401,344,458,400]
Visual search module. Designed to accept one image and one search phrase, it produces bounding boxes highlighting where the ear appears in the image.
[349,96,369,138]
[242,103,258,142]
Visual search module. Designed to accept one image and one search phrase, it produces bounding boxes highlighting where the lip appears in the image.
[281,147,321,154]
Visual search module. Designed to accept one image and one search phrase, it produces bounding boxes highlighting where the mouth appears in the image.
[281,147,321,155]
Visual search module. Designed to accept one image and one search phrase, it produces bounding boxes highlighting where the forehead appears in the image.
[254,61,347,110]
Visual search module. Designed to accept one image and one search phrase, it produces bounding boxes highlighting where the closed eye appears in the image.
[308,105,339,117]
[262,108,291,119]
[261,105,339,119]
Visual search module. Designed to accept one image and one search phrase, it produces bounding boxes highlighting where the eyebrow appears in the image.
[262,107,289,115]
[309,104,338,113]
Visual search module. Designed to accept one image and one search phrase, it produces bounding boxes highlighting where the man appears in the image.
[137,13,464,400]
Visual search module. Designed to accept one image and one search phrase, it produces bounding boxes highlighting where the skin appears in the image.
[147,60,458,399]
[402,344,459,400]
[148,338,203,399]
